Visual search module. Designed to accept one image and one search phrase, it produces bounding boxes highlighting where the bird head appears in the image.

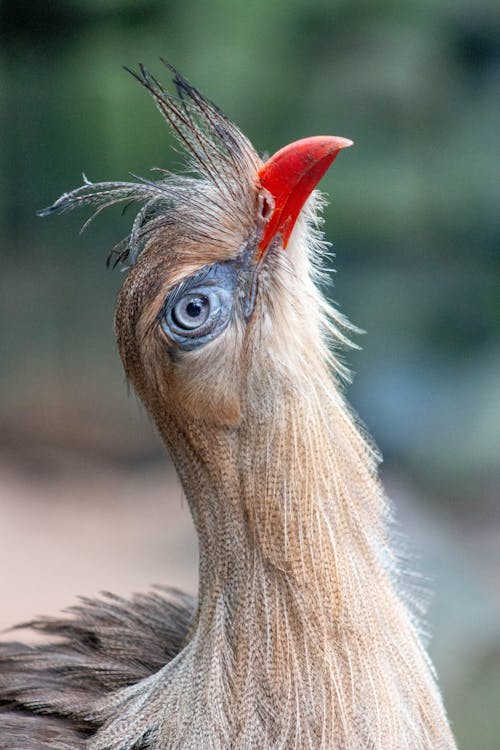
[40,63,353,439]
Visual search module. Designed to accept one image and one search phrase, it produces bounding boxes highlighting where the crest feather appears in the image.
[37,62,261,268]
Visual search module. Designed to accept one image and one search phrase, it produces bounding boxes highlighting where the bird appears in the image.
[0,62,457,750]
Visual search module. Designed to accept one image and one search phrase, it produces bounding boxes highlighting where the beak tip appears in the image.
[323,136,353,153]
[338,137,354,149]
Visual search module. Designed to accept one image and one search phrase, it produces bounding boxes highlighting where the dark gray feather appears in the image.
[0,587,195,748]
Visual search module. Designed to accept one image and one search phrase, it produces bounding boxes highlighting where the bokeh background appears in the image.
[0,1,498,747]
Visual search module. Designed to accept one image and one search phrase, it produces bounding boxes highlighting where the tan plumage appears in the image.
[0,64,456,749]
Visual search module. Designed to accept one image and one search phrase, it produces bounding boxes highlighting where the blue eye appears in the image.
[160,262,237,351]
[171,293,213,330]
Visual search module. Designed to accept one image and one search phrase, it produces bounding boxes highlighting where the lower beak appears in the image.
[256,135,352,258]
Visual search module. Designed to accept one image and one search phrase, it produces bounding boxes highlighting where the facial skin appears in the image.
[113,184,260,428]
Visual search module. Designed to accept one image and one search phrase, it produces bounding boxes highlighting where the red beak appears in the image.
[257,135,353,258]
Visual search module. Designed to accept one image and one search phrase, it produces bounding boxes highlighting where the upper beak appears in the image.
[256,135,353,258]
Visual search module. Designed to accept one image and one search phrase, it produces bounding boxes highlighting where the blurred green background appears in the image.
[0,1,498,747]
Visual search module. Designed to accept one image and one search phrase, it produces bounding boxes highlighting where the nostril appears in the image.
[256,188,275,224]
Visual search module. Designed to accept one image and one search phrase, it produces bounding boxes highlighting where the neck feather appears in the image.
[146,362,455,750]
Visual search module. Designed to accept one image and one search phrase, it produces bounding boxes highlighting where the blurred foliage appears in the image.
[0,14,497,463]
[0,2,499,746]
[1,0,498,483]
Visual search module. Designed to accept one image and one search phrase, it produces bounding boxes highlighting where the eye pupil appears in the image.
[186,300,202,318]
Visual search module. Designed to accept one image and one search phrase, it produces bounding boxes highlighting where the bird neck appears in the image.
[146,365,454,748]
[163,366,383,609]
[161,369,399,670]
